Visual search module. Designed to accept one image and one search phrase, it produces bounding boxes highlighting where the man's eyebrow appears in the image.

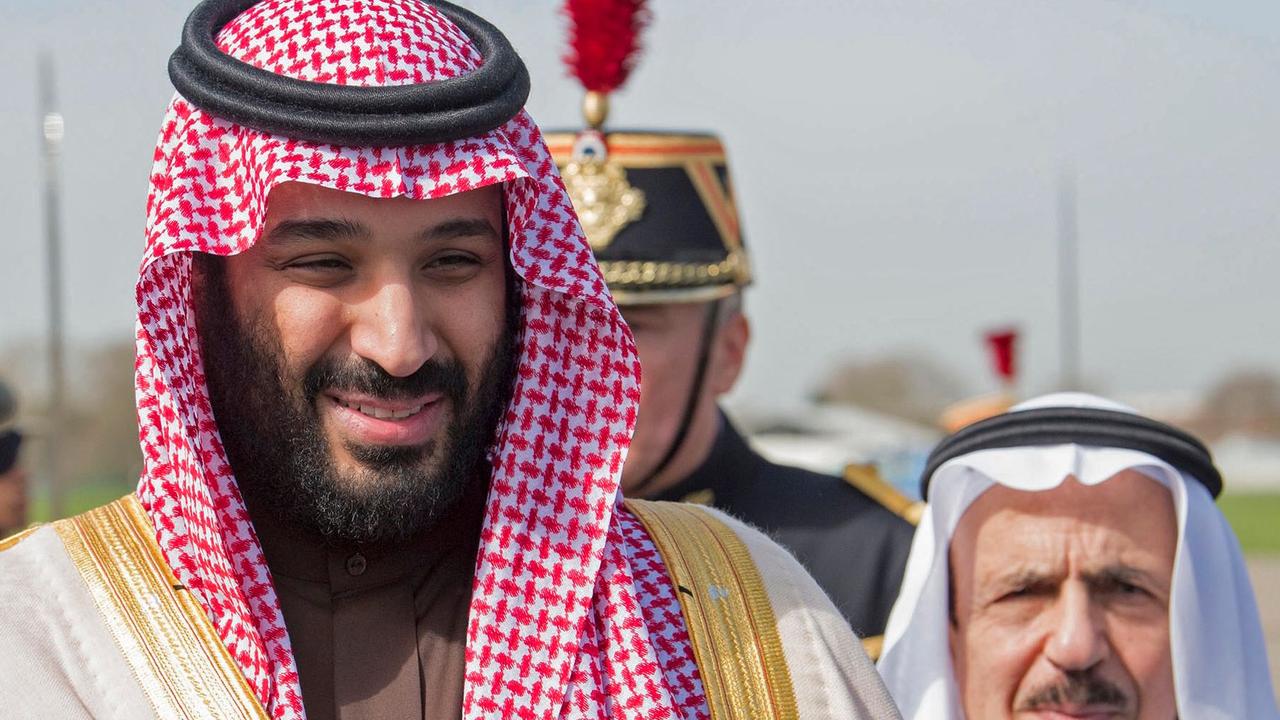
[264,218,367,245]
[986,567,1060,595]
[420,217,500,243]
[1083,565,1161,591]
[263,216,498,246]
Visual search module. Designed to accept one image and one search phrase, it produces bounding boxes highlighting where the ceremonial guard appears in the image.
[545,0,915,651]
[0,380,25,537]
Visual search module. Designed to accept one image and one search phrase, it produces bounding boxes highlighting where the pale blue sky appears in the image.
[1,0,1278,408]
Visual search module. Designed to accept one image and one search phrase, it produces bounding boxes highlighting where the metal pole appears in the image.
[1057,168,1081,391]
[39,53,67,519]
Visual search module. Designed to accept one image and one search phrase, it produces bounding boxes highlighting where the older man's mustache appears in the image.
[1017,670,1129,712]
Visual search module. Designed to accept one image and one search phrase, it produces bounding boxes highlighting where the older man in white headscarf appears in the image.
[878,392,1278,720]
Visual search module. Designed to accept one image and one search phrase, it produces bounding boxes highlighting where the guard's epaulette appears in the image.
[841,463,924,527]
[679,488,715,507]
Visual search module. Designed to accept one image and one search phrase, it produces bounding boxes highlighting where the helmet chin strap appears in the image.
[627,298,723,498]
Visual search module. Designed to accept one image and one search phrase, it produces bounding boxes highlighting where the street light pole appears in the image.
[39,53,67,519]
[1057,167,1081,391]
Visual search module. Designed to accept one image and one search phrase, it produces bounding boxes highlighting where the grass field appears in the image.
[1219,492,1280,555]
[23,482,1280,557]
[26,478,135,524]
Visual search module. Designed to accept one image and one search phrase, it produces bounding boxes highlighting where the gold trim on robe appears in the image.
[53,495,268,719]
[626,499,800,720]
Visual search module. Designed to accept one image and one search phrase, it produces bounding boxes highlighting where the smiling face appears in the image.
[948,471,1178,720]
[195,182,517,545]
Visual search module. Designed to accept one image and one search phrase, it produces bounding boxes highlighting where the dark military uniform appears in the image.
[652,413,915,639]
[0,382,19,474]
[546,92,916,650]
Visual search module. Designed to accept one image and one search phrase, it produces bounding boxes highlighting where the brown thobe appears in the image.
[252,494,484,720]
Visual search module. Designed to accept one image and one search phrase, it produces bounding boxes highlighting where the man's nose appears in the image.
[1044,584,1109,672]
[349,281,437,378]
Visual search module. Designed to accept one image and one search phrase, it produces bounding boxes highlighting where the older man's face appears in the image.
[948,471,1178,720]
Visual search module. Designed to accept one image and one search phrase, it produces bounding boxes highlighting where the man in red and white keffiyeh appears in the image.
[0,2,899,719]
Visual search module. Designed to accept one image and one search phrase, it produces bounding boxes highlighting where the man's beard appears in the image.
[194,256,519,546]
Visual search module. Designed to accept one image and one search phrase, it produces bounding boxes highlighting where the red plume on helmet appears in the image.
[562,0,650,95]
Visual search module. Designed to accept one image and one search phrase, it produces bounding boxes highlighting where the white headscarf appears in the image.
[877,392,1278,720]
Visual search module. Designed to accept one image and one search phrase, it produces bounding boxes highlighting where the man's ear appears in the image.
[707,310,749,397]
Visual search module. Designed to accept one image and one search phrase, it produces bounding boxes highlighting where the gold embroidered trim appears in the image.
[610,283,741,306]
[626,499,799,720]
[599,251,749,290]
[54,495,268,719]
[561,156,647,251]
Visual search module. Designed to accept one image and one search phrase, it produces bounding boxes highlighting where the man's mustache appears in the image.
[303,356,468,404]
[1018,670,1129,712]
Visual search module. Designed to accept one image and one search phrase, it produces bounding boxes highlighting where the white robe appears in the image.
[0,499,900,719]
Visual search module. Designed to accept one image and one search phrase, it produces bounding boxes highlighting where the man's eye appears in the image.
[1109,580,1149,597]
[426,253,481,273]
[999,587,1032,601]
[995,582,1052,603]
[289,257,349,271]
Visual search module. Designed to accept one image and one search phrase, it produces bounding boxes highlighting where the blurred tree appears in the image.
[812,353,970,426]
[69,340,142,490]
[1196,369,1280,441]
[0,338,140,518]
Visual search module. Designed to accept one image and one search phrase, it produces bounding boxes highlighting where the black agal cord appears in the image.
[921,406,1222,500]
[169,0,530,146]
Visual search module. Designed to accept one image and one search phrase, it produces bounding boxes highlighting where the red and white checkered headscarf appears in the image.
[137,1,706,717]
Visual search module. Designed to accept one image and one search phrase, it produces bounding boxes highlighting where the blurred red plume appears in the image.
[984,329,1019,384]
[562,0,650,93]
